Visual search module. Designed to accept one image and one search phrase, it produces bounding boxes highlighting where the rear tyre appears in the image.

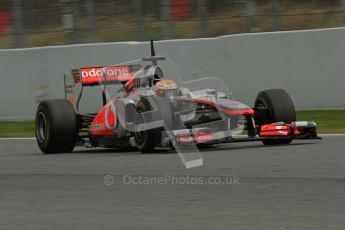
[134,98,157,153]
[35,99,77,153]
[255,89,296,145]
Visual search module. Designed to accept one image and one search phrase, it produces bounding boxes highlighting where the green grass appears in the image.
[0,110,344,137]
[297,110,345,134]
[0,121,35,138]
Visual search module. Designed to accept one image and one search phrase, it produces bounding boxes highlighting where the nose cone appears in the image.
[216,99,254,115]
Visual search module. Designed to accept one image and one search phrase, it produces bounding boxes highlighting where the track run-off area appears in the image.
[0,135,344,229]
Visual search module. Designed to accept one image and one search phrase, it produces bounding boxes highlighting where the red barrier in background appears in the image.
[170,0,189,21]
[0,11,10,35]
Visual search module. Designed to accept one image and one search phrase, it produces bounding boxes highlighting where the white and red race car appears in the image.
[35,41,320,161]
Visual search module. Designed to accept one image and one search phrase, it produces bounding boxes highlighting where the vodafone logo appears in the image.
[81,67,129,78]
[80,66,131,84]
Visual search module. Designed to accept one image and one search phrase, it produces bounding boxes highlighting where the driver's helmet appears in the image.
[154,79,178,98]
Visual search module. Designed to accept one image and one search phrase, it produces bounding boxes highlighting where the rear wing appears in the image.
[64,64,139,113]
[80,65,134,86]
[79,65,141,86]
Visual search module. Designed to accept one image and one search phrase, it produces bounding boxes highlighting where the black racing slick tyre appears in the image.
[133,98,157,153]
[255,89,296,145]
[35,99,77,154]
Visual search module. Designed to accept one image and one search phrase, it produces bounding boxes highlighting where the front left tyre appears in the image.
[35,99,77,153]
[255,89,296,145]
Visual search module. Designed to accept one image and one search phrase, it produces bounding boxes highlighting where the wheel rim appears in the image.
[256,100,267,109]
[134,107,146,144]
[36,112,47,143]
[256,103,264,108]
[256,99,273,124]
[134,130,146,144]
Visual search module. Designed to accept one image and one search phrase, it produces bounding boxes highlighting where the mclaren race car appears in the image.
[35,41,320,155]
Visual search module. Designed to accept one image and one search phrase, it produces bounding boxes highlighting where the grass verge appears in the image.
[297,110,345,134]
[0,110,344,137]
[0,121,35,138]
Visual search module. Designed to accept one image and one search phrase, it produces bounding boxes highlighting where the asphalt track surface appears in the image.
[0,136,344,230]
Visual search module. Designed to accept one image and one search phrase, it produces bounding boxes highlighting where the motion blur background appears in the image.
[1,0,345,118]
[0,0,344,49]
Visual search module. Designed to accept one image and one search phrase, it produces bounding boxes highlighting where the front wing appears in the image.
[173,121,320,145]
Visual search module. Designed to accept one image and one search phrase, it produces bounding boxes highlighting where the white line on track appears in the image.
[0,134,345,141]
[319,134,345,137]
[231,134,345,138]
[0,137,36,140]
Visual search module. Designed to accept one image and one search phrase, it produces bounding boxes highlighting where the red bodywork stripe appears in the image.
[191,99,254,116]
[89,100,118,136]
[176,134,216,143]
[259,124,292,136]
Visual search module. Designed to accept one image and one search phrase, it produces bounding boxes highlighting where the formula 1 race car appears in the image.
[35,41,320,155]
